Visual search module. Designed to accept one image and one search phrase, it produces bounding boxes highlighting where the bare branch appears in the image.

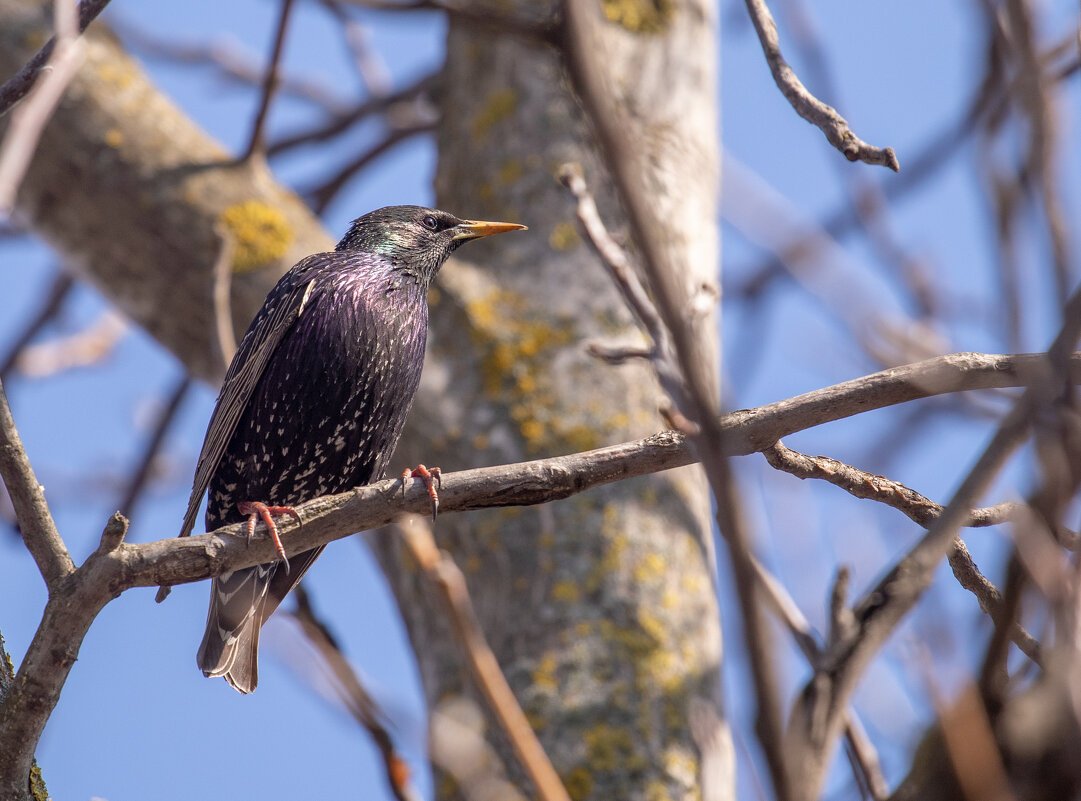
[307,122,436,213]
[2,350,1080,791]
[0,0,111,118]
[266,70,437,157]
[785,284,1081,798]
[290,586,423,801]
[0,0,85,215]
[0,271,74,383]
[241,0,297,162]
[211,224,238,368]
[116,375,192,520]
[741,0,899,171]
[0,378,73,588]
[395,514,571,801]
[764,441,1044,664]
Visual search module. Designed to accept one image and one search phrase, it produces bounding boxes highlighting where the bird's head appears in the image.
[336,205,527,282]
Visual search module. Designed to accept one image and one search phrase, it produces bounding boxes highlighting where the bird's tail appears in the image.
[197,565,275,695]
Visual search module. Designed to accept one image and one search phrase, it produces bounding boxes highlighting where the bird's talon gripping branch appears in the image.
[402,464,441,520]
[236,501,300,573]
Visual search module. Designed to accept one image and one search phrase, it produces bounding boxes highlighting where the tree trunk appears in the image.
[369,3,731,799]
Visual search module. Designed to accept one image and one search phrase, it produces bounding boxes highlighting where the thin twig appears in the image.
[116,375,193,520]
[0,0,111,118]
[742,0,899,171]
[786,283,1081,798]
[307,122,436,213]
[112,21,347,112]
[0,378,73,588]
[212,224,238,369]
[242,0,297,161]
[0,0,86,215]
[0,271,74,382]
[266,71,436,157]
[764,441,1044,664]
[395,514,571,801]
[290,586,423,801]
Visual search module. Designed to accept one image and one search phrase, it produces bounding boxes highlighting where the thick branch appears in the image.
[2,350,1079,791]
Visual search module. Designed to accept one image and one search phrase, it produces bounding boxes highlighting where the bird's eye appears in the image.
[422,215,439,231]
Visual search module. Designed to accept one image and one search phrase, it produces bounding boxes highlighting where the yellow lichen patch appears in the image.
[103,128,125,148]
[219,201,294,273]
[533,652,559,692]
[646,779,673,801]
[663,746,698,789]
[96,61,136,90]
[602,0,675,33]
[551,580,581,603]
[584,723,635,772]
[464,288,595,454]
[633,552,667,584]
[563,766,594,801]
[548,221,580,251]
[473,88,518,139]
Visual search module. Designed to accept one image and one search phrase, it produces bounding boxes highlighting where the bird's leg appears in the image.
[237,501,301,573]
[401,464,441,520]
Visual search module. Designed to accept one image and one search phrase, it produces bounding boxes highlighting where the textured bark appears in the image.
[368,3,731,800]
[0,0,332,384]
[1,0,731,798]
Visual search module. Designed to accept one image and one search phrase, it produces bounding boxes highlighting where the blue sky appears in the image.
[1,1,1078,799]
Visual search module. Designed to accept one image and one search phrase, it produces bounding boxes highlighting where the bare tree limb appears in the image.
[764,441,1044,664]
[396,514,571,801]
[0,0,110,117]
[116,375,193,520]
[741,0,899,171]
[241,0,297,162]
[785,283,1081,799]
[0,0,84,214]
[560,6,788,790]
[0,378,73,589]
[0,271,74,382]
[1,349,1079,794]
[290,586,423,801]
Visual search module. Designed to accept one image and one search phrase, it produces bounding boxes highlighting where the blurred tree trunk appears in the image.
[370,3,730,800]
[1,0,730,798]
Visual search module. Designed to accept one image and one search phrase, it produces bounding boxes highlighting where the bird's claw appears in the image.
[237,501,300,574]
[401,464,441,521]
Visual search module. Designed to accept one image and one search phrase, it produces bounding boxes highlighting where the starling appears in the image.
[176,205,526,694]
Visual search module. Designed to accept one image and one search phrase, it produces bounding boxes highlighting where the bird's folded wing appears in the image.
[178,257,324,539]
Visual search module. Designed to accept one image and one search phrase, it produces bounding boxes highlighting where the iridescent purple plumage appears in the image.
[171,206,525,693]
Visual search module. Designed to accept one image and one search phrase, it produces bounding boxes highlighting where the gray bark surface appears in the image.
[369,3,731,799]
[1,0,731,798]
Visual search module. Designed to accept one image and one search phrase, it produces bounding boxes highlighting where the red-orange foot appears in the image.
[401,464,441,520]
[237,501,301,573]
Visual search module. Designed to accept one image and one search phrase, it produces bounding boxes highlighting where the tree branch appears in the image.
[0,379,73,588]
[764,441,1044,664]
[0,0,85,214]
[0,0,111,118]
[742,0,899,171]
[396,515,571,801]
[784,284,1081,798]
[2,350,1079,792]
[241,0,296,162]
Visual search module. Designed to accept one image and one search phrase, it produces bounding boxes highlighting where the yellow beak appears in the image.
[452,219,528,241]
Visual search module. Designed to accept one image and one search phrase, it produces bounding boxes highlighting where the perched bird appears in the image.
[174,205,526,694]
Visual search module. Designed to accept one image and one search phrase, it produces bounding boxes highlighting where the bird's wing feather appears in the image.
[178,256,325,539]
